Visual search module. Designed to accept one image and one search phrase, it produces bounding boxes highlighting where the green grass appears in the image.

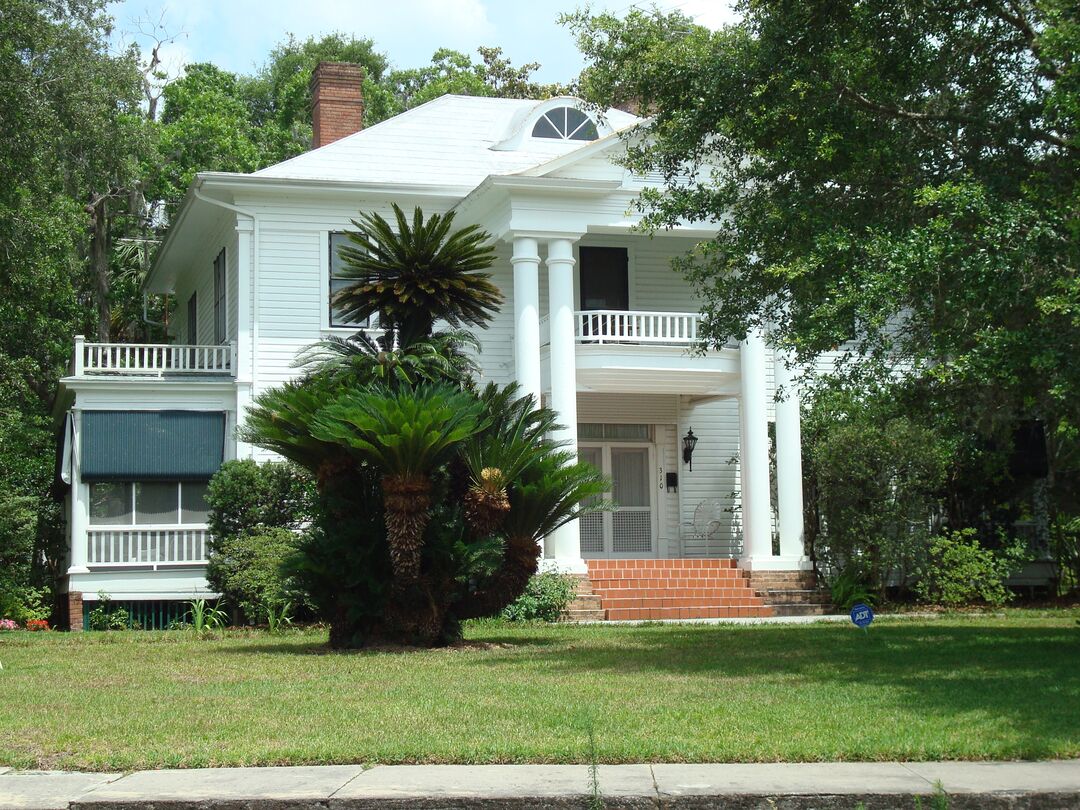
[1,611,1078,770]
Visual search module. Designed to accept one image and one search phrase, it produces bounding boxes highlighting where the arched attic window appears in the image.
[531,106,599,141]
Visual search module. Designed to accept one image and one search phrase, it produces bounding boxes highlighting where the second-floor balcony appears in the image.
[71,335,235,378]
[539,310,740,396]
[540,310,704,347]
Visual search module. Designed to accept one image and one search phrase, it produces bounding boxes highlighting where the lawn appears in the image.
[1,612,1078,771]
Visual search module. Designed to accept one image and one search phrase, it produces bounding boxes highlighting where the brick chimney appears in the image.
[310,61,364,148]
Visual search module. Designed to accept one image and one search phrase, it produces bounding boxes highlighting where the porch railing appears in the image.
[86,527,209,567]
[72,335,235,376]
[538,311,704,347]
[577,310,701,345]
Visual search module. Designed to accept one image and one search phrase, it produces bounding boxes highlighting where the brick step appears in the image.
[589,577,750,590]
[607,606,774,621]
[590,587,763,600]
[603,596,766,610]
[587,561,738,574]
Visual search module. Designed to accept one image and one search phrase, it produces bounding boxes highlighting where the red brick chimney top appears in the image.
[310,61,365,149]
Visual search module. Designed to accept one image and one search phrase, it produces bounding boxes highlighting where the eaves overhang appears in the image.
[145,172,474,294]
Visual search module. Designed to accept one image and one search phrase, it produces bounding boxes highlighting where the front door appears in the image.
[578,443,656,558]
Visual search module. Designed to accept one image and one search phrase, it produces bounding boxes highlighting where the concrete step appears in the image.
[755,588,832,605]
[767,603,834,617]
[561,608,606,622]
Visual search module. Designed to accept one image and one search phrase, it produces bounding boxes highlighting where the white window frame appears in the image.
[87,481,210,529]
[322,229,378,333]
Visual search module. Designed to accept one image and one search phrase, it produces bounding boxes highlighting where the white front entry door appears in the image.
[578,443,657,558]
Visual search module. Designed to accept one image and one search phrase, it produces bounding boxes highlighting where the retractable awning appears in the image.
[80,410,226,481]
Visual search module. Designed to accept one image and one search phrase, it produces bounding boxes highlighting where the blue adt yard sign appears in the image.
[850,603,874,629]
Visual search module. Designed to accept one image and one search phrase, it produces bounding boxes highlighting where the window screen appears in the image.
[89,482,132,525]
[135,482,178,525]
[181,481,210,524]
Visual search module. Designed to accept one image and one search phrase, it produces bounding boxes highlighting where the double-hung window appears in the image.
[329,232,376,329]
[213,248,226,344]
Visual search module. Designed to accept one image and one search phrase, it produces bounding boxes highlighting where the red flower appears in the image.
[26,619,49,631]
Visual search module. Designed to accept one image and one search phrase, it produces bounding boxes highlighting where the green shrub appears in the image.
[206,527,303,623]
[501,572,578,622]
[1052,515,1080,595]
[87,592,137,631]
[915,529,1029,607]
[206,459,315,540]
[206,460,315,623]
[829,569,877,612]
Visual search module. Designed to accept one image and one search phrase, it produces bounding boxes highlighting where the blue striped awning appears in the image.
[81,411,226,481]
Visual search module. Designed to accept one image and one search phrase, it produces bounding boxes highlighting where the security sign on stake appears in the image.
[850,602,874,630]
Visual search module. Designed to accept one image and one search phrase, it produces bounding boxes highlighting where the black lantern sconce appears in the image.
[682,428,699,471]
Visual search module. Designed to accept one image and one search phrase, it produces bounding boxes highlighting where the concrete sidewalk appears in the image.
[3,760,1080,809]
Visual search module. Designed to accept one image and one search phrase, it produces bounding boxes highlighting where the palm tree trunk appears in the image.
[453,533,539,620]
[381,473,432,582]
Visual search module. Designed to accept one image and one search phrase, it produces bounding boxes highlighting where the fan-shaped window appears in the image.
[531,107,599,141]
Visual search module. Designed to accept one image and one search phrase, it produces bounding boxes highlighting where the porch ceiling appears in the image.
[540,345,740,396]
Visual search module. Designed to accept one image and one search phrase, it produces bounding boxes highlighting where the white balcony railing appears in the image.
[575,310,702,345]
[86,527,209,567]
[72,335,235,377]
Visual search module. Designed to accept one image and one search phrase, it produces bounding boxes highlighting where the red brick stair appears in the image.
[566,559,774,621]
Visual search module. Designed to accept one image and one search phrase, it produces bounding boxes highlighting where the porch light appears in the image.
[682,428,699,471]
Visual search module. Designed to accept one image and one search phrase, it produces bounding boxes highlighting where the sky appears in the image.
[108,0,738,86]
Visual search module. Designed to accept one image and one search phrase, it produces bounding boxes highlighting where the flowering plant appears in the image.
[25,619,49,631]
[0,619,17,631]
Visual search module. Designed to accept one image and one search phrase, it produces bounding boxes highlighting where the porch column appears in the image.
[235,217,254,458]
[774,348,811,568]
[68,410,90,575]
[739,326,774,568]
[544,236,585,572]
[511,236,542,406]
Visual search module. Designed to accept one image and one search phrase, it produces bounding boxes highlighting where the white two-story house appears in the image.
[56,62,816,630]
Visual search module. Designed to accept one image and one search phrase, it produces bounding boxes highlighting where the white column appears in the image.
[774,348,811,568]
[68,410,90,575]
[543,237,585,572]
[739,326,774,568]
[234,218,254,459]
[511,236,542,406]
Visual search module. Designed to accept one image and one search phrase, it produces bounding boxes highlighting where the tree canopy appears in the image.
[568,0,1079,504]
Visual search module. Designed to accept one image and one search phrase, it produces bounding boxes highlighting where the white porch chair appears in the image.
[682,501,725,557]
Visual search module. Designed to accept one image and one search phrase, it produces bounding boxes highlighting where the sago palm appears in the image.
[239,378,348,481]
[332,204,502,348]
[456,451,609,620]
[459,383,559,537]
[294,329,480,390]
[311,384,485,582]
